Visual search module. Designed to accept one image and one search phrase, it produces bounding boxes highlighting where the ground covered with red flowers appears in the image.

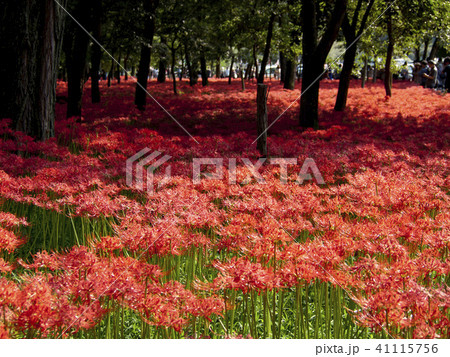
[0,78,449,338]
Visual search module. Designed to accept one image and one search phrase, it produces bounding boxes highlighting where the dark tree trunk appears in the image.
[422,39,429,60]
[107,55,114,87]
[158,59,166,82]
[157,37,167,83]
[361,58,367,88]
[334,0,374,111]
[280,51,286,83]
[135,0,159,110]
[414,48,421,62]
[429,38,440,60]
[334,46,357,110]
[253,45,258,80]
[0,0,66,140]
[256,84,269,156]
[116,52,121,84]
[123,50,130,81]
[171,46,177,95]
[228,55,234,84]
[245,62,252,80]
[200,52,208,86]
[372,62,377,83]
[67,0,91,119]
[299,0,347,128]
[283,59,296,90]
[90,0,102,103]
[384,5,394,97]
[258,13,276,84]
[185,46,198,86]
[216,58,221,78]
[241,66,245,91]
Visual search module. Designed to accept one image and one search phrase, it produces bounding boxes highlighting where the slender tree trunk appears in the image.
[200,52,208,86]
[299,0,347,128]
[216,58,221,78]
[422,39,429,60]
[334,45,357,110]
[158,59,166,82]
[67,0,90,119]
[124,50,130,81]
[361,57,367,88]
[157,37,167,83]
[116,52,121,84]
[384,6,394,97]
[135,0,159,110]
[253,45,258,81]
[241,66,245,91]
[107,55,114,87]
[258,13,276,84]
[429,38,440,60]
[414,47,421,62]
[1,0,66,140]
[283,59,296,89]
[228,55,234,84]
[171,46,177,95]
[280,51,286,83]
[90,0,102,103]
[185,46,198,86]
[372,61,377,83]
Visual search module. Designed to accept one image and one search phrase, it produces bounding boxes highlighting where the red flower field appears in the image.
[0,78,449,338]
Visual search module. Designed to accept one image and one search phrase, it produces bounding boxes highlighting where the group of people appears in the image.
[412,58,450,92]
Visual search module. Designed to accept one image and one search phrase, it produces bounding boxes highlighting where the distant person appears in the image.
[442,57,450,92]
[412,62,421,84]
[418,61,429,87]
[400,62,410,81]
[423,60,437,89]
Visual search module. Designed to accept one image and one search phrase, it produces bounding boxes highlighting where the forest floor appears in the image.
[0,78,449,338]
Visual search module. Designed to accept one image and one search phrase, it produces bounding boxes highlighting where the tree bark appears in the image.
[429,38,440,60]
[279,51,286,83]
[90,0,102,103]
[67,0,91,119]
[157,37,167,83]
[135,0,159,110]
[422,39,429,60]
[334,46,357,110]
[283,59,296,89]
[216,57,221,78]
[228,55,234,84]
[258,13,276,84]
[0,0,66,140]
[256,84,269,157]
[200,52,208,86]
[384,5,394,97]
[334,0,375,111]
[299,0,347,128]
[171,45,178,95]
[361,57,367,88]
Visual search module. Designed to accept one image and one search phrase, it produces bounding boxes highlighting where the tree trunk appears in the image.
[0,0,66,140]
[372,62,377,83]
[158,59,166,82]
[135,0,159,110]
[253,45,258,81]
[90,0,102,103]
[256,84,269,157]
[422,39,429,60]
[283,59,296,90]
[157,37,167,83]
[414,47,421,62]
[228,55,234,84]
[429,38,440,60]
[124,50,130,81]
[334,0,375,110]
[334,45,357,111]
[241,66,245,91]
[361,57,367,88]
[280,51,286,83]
[107,55,114,87]
[200,52,208,86]
[257,13,276,84]
[67,0,91,119]
[384,6,394,97]
[116,52,121,84]
[299,0,347,128]
[171,46,177,95]
[216,58,221,78]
